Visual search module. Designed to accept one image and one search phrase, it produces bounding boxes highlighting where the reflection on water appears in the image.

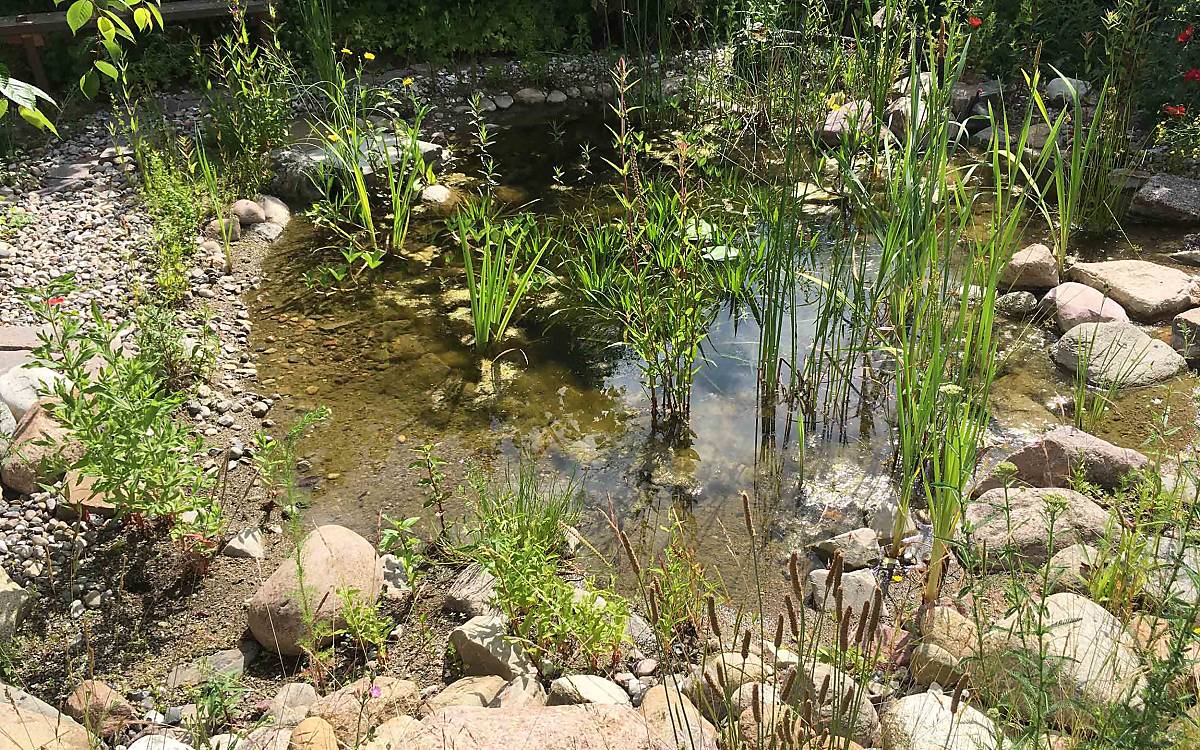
[248,104,1199,600]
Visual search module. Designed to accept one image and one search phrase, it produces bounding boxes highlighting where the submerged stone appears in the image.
[1052,321,1185,387]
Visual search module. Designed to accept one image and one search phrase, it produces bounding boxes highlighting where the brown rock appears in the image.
[971,426,1148,497]
[308,676,418,742]
[289,717,336,750]
[686,652,773,720]
[404,705,672,749]
[918,605,979,662]
[1047,543,1102,594]
[1041,282,1129,333]
[247,524,381,656]
[419,676,506,717]
[1000,243,1059,290]
[58,470,117,519]
[737,703,803,750]
[1,400,80,495]
[62,680,133,737]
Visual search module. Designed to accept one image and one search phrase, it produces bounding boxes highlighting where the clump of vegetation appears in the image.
[252,406,332,515]
[21,281,222,558]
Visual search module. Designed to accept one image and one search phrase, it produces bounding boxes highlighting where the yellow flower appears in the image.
[340,47,351,54]
[402,77,415,88]
[363,52,376,61]
[891,574,903,583]
[326,132,341,143]
[826,91,846,111]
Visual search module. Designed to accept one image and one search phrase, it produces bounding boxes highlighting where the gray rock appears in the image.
[0,565,33,641]
[514,87,546,105]
[1045,76,1091,106]
[1130,173,1200,223]
[248,222,284,243]
[546,675,630,706]
[1172,307,1200,359]
[1142,535,1200,608]
[806,568,883,619]
[1067,259,1200,321]
[0,366,60,420]
[493,94,514,109]
[488,675,546,708]
[1052,321,1186,387]
[820,100,873,147]
[449,615,536,679]
[811,527,880,570]
[222,528,265,559]
[267,682,317,725]
[961,487,1109,571]
[258,195,291,227]
[995,291,1039,317]
[546,90,568,104]
[165,641,259,689]
[1047,543,1101,594]
[444,562,498,617]
[777,462,895,546]
[128,736,196,750]
[378,553,412,600]
[879,690,999,750]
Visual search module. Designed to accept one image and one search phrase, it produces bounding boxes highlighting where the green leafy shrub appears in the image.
[139,144,202,303]
[21,281,222,557]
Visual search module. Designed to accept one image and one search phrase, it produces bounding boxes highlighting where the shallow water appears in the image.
[248,104,1200,602]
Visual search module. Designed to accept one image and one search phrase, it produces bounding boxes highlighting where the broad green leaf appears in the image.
[97,16,115,41]
[94,60,118,80]
[0,100,8,119]
[80,70,99,98]
[133,7,150,30]
[66,0,94,34]
[18,106,58,135]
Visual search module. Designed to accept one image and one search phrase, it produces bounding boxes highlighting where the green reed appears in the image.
[452,198,549,353]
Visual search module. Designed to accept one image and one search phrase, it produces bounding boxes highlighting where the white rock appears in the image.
[879,689,998,750]
[0,366,60,420]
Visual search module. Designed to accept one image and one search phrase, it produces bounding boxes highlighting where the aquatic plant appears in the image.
[451,198,550,353]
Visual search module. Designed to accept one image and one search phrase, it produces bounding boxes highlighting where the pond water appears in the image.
[247,102,1200,601]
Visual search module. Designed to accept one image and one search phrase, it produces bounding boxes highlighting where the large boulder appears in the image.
[290,717,337,750]
[1067,260,1200,321]
[1141,535,1200,609]
[405,705,672,750]
[308,676,418,742]
[1041,282,1128,333]
[488,675,546,708]
[1052,321,1186,387]
[970,426,1148,497]
[444,563,499,617]
[807,568,883,619]
[878,690,999,750]
[247,525,381,656]
[640,683,718,750]
[1047,543,1103,594]
[1000,243,1059,290]
[1130,173,1200,223]
[0,697,92,750]
[230,199,266,226]
[961,487,1109,571]
[776,463,895,546]
[977,593,1145,728]
[1045,76,1091,106]
[448,615,536,680]
[1,400,80,495]
[812,527,880,570]
[685,652,773,721]
[258,195,291,227]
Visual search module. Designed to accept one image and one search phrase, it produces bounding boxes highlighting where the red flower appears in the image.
[968,15,982,28]
[1179,24,1194,43]
[1165,104,1188,117]
[46,296,66,306]
[1186,68,1200,82]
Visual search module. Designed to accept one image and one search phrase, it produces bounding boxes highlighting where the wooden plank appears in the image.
[0,0,270,37]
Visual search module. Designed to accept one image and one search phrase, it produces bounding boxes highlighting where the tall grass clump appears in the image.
[452,198,549,353]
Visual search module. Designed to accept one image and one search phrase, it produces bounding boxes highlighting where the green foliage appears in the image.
[138,142,202,303]
[187,671,246,742]
[197,4,296,190]
[451,199,550,353]
[640,521,720,644]
[134,305,215,391]
[408,443,450,538]
[379,515,424,588]
[21,280,220,556]
[252,406,331,514]
[337,587,393,659]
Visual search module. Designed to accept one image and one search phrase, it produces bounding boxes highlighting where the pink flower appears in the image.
[1180,24,1195,43]
[968,15,982,28]
[368,684,382,699]
[46,296,66,306]
[1165,104,1188,117]
[1186,68,1200,82]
